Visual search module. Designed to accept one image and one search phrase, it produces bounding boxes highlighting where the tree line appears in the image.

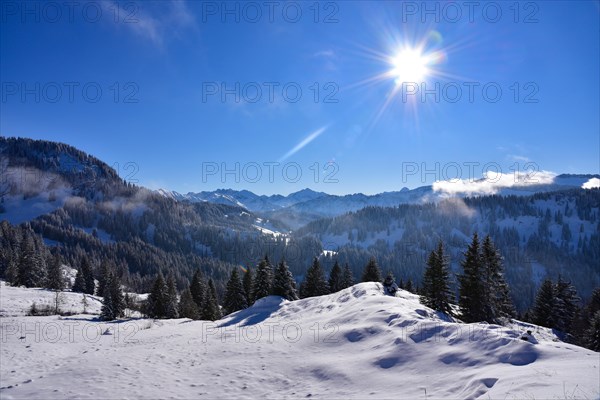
[418,233,600,352]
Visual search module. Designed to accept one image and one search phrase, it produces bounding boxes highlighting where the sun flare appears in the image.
[390,47,431,85]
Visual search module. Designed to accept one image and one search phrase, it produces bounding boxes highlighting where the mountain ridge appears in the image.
[158,174,600,229]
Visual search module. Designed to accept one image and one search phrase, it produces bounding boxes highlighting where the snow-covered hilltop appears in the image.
[1,282,597,399]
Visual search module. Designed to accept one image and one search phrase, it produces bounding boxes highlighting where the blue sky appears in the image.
[1,1,599,195]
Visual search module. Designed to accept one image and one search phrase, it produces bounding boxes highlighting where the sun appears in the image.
[390,47,431,85]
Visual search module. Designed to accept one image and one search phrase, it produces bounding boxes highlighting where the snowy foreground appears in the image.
[1,282,598,399]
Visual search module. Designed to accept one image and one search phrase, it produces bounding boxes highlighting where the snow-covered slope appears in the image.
[1,282,597,399]
[0,281,103,317]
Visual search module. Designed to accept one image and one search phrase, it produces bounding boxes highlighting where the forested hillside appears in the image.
[0,138,321,295]
[294,190,600,310]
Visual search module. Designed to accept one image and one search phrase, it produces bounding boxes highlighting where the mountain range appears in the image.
[1,137,599,310]
[158,174,598,229]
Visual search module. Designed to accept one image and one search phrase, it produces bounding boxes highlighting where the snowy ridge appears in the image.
[1,282,597,399]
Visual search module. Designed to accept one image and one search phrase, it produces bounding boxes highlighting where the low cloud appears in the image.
[437,197,476,218]
[1,164,70,197]
[432,170,557,196]
[582,177,600,189]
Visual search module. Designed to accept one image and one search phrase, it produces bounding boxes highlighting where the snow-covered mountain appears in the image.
[160,174,599,229]
[1,281,597,399]
[157,188,328,213]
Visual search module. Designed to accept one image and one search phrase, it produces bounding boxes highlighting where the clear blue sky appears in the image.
[1,1,598,195]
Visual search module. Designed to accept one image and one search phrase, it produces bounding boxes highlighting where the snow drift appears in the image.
[0,282,598,399]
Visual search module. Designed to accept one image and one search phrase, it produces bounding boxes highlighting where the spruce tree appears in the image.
[96,260,111,297]
[252,255,274,301]
[586,311,600,351]
[178,287,200,320]
[301,257,329,298]
[458,233,485,322]
[328,261,343,293]
[190,269,206,310]
[532,278,556,328]
[100,276,117,321]
[405,279,414,293]
[420,241,453,315]
[46,253,65,291]
[209,279,221,319]
[72,268,87,293]
[77,256,95,295]
[223,268,248,314]
[361,257,382,283]
[588,288,600,317]
[554,276,580,333]
[243,266,254,306]
[110,271,124,317]
[165,274,179,319]
[147,272,168,318]
[272,260,298,301]
[201,278,221,321]
[342,263,354,289]
[481,235,515,322]
[101,270,124,321]
[17,231,46,288]
[5,253,19,286]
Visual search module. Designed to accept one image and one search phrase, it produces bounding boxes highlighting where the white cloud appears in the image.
[582,177,600,189]
[103,1,196,47]
[432,170,557,196]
